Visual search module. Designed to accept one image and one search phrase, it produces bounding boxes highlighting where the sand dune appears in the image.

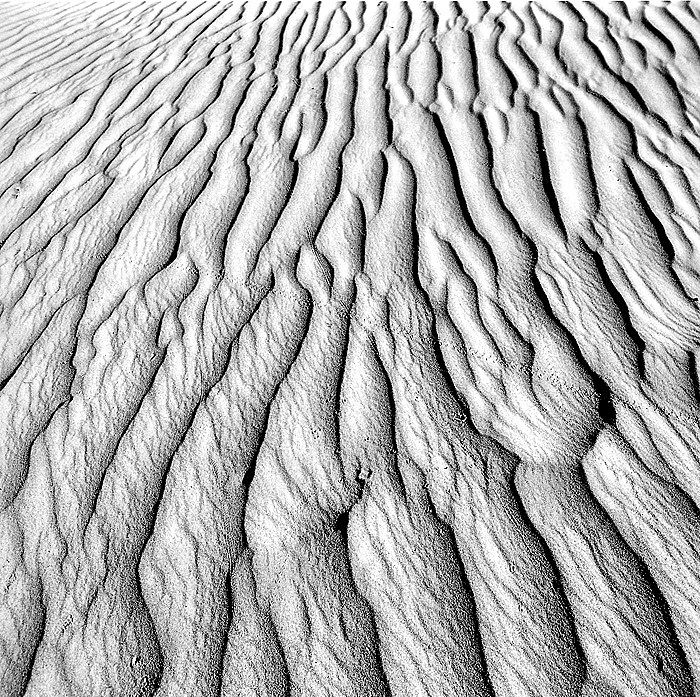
[1,1,700,695]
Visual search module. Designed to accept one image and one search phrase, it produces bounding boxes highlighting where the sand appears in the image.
[1,1,700,696]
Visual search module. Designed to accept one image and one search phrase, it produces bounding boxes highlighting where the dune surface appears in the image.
[2,1,700,695]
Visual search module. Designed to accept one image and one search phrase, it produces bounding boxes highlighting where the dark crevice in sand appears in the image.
[267,614,292,697]
[216,566,234,697]
[371,336,408,502]
[509,465,588,675]
[0,292,83,392]
[133,567,165,696]
[332,300,353,468]
[586,242,647,381]
[688,350,700,405]
[623,161,690,296]
[441,520,496,697]
[641,11,677,58]
[532,109,567,238]
[239,454,258,553]
[528,256,616,428]
[84,346,168,539]
[429,307,472,422]
[466,29,480,101]
[494,25,518,108]
[429,111,482,246]
[360,596,394,697]
[576,114,602,217]
[239,326,291,550]
[16,577,46,697]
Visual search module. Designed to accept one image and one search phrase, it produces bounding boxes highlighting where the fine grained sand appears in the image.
[1,1,700,695]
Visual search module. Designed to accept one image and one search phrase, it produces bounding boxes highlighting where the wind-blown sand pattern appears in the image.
[2,1,700,695]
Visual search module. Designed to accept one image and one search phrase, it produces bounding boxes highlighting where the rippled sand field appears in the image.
[2,2,700,696]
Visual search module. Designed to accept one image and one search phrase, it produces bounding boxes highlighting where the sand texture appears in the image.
[2,1,700,696]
